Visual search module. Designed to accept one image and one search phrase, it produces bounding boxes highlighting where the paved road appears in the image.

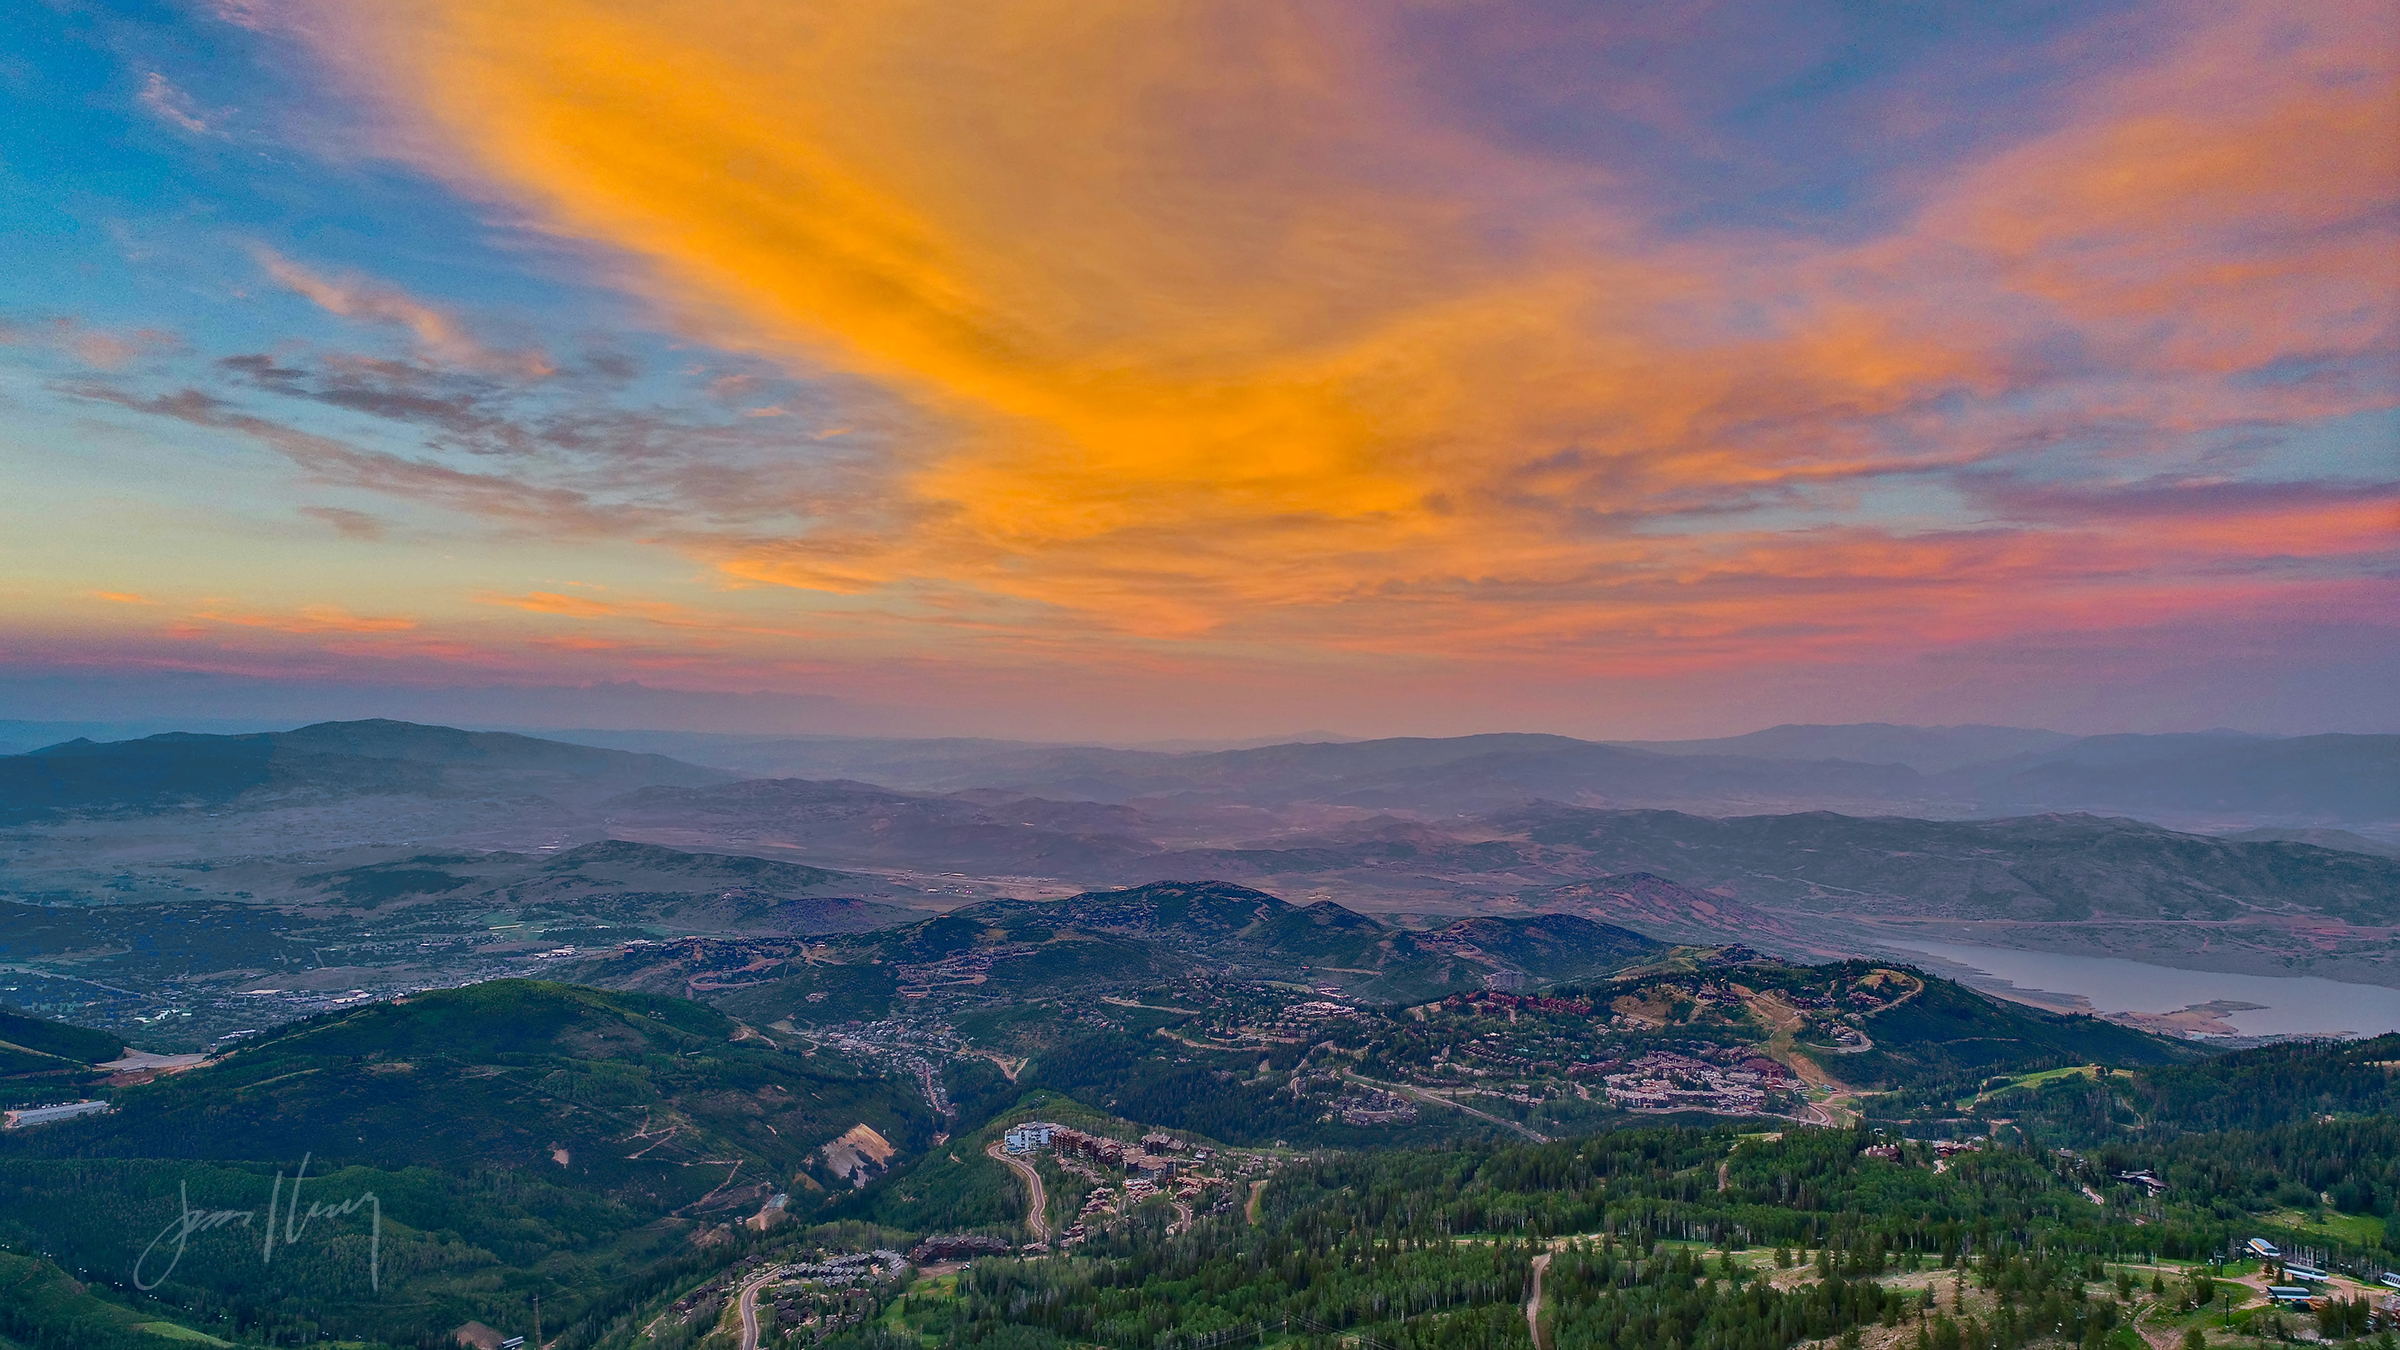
[736,1266,784,1350]
[1526,1252,1554,1350]
[987,1141,1051,1241]
[1345,1071,1550,1143]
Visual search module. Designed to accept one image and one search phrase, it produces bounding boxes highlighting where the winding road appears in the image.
[735,1265,785,1350]
[987,1141,1052,1242]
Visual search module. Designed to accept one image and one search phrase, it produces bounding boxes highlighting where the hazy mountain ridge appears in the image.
[0,718,730,822]
[1613,723,2079,773]
[561,721,2395,827]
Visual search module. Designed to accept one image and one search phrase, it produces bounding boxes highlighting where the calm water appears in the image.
[1882,939,2400,1038]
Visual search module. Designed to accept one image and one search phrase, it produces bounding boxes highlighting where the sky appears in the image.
[0,0,2394,742]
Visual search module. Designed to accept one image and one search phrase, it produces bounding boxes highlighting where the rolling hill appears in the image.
[0,719,728,821]
[653,880,1671,1015]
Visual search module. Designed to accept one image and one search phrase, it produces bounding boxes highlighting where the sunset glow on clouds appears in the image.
[0,0,2391,737]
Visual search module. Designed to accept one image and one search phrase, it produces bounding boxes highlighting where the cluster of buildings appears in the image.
[660,1249,909,1343]
[1004,1120,1241,1246]
[1441,990,1594,1017]
[800,1019,961,1117]
[1329,1086,1418,1126]
[909,1234,1014,1262]
[1191,998,1360,1048]
[1862,1139,1982,1163]
[892,944,1026,998]
[1007,1121,1198,1178]
[1602,1050,1796,1113]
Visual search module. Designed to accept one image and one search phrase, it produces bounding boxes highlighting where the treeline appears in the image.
[2108,1116,2400,1236]
[1950,1035,2400,1144]
[0,1157,723,1347]
[811,1120,2399,1350]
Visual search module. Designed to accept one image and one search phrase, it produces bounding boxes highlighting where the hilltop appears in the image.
[0,718,728,822]
[593,879,1670,1016]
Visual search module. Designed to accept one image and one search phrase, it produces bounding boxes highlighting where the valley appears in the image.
[0,720,2392,1349]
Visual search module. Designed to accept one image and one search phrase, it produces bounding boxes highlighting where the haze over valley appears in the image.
[1,718,2391,1052]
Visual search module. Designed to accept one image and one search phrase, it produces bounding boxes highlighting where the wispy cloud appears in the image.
[254,249,553,378]
[137,72,217,135]
[298,505,388,540]
[192,603,418,634]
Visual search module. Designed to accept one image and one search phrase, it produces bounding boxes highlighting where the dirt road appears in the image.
[1526,1251,1554,1350]
[987,1141,1051,1241]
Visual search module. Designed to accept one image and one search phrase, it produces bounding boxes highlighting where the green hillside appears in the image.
[0,1002,126,1068]
[1938,1032,2400,1142]
[1758,959,2199,1089]
[0,1250,256,1350]
[0,980,950,1347]
[3,981,933,1202]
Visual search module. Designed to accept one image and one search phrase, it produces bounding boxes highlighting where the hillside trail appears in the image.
[1526,1251,1553,1350]
[1247,1178,1269,1225]
[987,1141,1052,1242]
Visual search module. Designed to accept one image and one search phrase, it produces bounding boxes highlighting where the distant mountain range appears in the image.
[4,718,2394,1000]
[6,718,2388,831]
[548,721,2397,829]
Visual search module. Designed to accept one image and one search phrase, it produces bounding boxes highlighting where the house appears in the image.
[2246,1238,2282,1260]
[2268,1288,2316,1308]
[2115,1170,2167,1196]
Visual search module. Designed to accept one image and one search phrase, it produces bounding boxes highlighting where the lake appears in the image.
[1879,939,2400,1038]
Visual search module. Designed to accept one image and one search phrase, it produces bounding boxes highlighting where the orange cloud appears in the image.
[193,604,419,634]
[90,591,159,605]
[1918,0,2399,379]
[292,0,2394,673]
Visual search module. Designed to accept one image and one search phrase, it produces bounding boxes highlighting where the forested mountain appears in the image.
[0,963,2384,1350]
